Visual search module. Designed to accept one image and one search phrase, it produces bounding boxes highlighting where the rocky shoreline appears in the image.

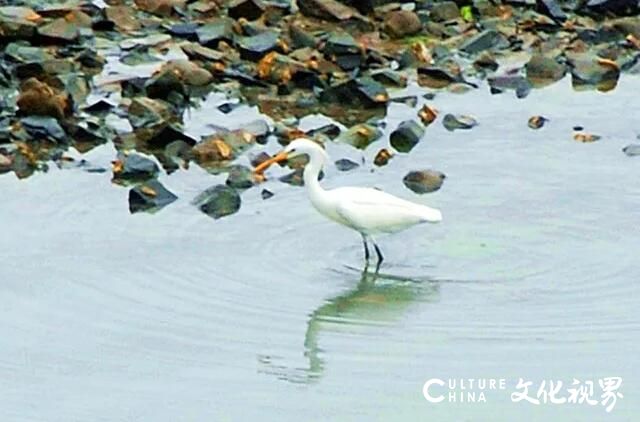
[1,0,639,216]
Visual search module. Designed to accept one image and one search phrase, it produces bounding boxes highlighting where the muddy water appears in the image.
[1,77,639,421]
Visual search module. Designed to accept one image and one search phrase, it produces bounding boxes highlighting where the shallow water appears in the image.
[1,76,639,421]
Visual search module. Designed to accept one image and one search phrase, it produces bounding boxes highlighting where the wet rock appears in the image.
[196,18,234,47]
[145,60,213,100]
[226,164,255,189]
[192,184,241,219]
[335,158,359,171]
[238,30,280,61]
[37,17,79,42]
[20,116,66,143]
[134,0,186,17]
[261,188,274,199]
[370,69,407,88]
[418,105,438,126]
[374,148,393,166]
[418,66,475,89]
[192,137,234,165]
[584,0,638,15]
[228,0,265,20]
[390,95,418,107]
[573,132,601,143]
[569,56,620,92]
[403,170,446,194]
[488,75,532,98]
[536,0,566,22]
[384,10,421,39]
[0,149,13,173]
[17,78,69,120]
[163,140,193,172]
[129,180,178,214]
[443,114,478,131]
[297,0,363,21]
[336,123,383,149]
[0,6,39,39]
[473,51,499,72]
[128,97,173,130]
[390,120,424,153]
[459,30,509,55]
[323,32,362,70]
[622,144,640,156]
[525,54,566,87]
[112,152,160,183]
[430,2,459,22]
[105,5,140,32]
[528,115,548,129]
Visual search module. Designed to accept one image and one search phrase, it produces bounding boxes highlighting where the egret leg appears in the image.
[371,238,384,271]
[361,234,370,262]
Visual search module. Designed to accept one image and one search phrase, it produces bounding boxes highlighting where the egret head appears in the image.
[254,138,328,174]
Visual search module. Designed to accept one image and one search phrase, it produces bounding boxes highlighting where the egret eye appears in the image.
[289,148,296,154]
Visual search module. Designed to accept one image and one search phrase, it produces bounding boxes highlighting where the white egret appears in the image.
[255,139,442,268]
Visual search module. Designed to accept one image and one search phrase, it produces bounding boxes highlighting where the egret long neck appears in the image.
[303,151,327,205]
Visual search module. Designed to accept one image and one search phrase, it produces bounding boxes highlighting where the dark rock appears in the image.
[112,152,160,183]
[536,0,566,22]
[289,24,318,49]
[129,180,178,214]
[488,75,532,98]
[443,114,478,131]
[418,66,475,89]
[335,158,359,171]
[528,115,548,129]
[622,144,640,156]
[459,30,509,55]
[430,1,459,22]
[585,0,638,15]
[473,51,499,72]
[20,116,66,142]
[238,30,280,61]
[196,19,234,47]
[250,151,272,168]
[320,77,388,109]
[384,10,421,38]
[390,120,424,153]
[192,185,241,219]
[261,188,274,200]
[525,54,566,87]
[244,119,271,143]
[403,170,446,194]
[163,140,193,172]
[218,102,242,114]
[228,0,265,20]
[323,32,362,70]
[226,165,255,189]
[307,123,341,139]
[128,97,173,130]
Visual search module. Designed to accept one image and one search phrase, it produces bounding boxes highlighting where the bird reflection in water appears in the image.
[258,265,441,384]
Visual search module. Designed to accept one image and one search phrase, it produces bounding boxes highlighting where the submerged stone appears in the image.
[129,180,178,213]
[622,144,640,156]
[569,56,620,92]
[403,170,446,194]
[335,158,359,171]
[193,184,241,219]
[488,75,532,98]
[390,120,424,153]
[459,30,508,55]
[320,77,388,109]
[443,114,478,131]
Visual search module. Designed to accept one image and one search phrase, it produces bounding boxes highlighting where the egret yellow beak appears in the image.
[253,151,289,174]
